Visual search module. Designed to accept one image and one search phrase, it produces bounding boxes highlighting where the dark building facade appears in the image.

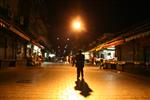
[116,30,150,76]
[0,0,50,69]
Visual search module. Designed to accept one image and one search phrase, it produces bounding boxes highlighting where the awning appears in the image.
[0,18,46,49]
[102,39,124,49]
[94,39,124,51]
[31,41,45,49]
[0,18,30,41]
[9,26,30,41]
[95,44,105,51]
[89,29,150,52]
[125,31,150,42]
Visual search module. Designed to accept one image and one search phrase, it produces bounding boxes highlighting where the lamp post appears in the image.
[69,16,86,55]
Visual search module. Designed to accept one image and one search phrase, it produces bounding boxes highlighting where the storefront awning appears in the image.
[31,41,45,49]
[89,28,150,52]
[125,31,150,42]
[9,26,30,41]
[102,39,124,49]
[95,44,104,51]
[0,18,30,41]
[93,39,124,51]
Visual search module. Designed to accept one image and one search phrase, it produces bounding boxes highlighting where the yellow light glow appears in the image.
[73,21,81,30]
[71,16,85,32]
[61,86,83,100]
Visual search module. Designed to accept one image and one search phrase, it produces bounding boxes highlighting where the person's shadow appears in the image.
[74,79,93,97]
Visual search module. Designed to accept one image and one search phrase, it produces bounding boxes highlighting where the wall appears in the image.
[0,29,16,59]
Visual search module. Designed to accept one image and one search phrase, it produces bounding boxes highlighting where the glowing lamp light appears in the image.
[72,21,81,30]
[71,16,85,32]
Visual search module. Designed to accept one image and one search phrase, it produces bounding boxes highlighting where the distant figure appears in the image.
[37,55,43,66]
[74,49,85,80]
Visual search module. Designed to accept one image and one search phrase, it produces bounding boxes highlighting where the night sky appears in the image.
[42,0,150,55]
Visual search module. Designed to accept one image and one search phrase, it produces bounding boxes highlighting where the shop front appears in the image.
[26,43,43,66]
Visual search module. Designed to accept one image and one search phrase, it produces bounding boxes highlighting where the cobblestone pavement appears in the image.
[0,63,150,100]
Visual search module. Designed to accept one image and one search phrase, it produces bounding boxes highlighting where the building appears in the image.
[0,0,50,69]
[89,20,150,76]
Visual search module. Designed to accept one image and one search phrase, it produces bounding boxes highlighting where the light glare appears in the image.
[71,16,85,32]
[73,21,81,30]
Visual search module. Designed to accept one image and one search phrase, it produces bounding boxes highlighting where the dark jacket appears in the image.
[75,53,85,68]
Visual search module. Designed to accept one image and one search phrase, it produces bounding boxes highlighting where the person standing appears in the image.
[74,49,85,80]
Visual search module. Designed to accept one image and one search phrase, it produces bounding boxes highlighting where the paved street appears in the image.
[0,63,150,100]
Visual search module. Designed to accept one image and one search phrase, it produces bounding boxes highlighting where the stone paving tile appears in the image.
[0,64,150,100]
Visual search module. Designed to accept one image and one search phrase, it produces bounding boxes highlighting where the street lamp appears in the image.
[71,16,84,32]
[69,16,86,55]
[72,20,81,30]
